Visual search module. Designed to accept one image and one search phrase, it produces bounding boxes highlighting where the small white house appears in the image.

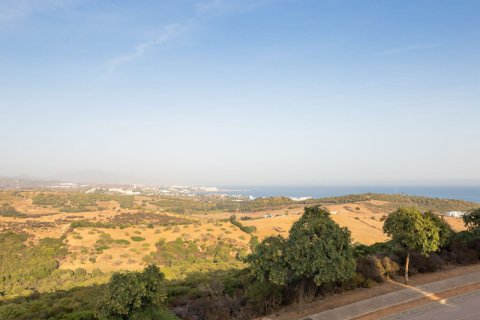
[447,211,465,218]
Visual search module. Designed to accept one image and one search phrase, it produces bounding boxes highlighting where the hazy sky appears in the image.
[1,0,479,185]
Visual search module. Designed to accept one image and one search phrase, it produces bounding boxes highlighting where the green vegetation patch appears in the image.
[143,237,246,275]
[229,215,257,234]
[60,207,94,213]
[32,193,67,207]
[0,204,27,218]
[114,239,131,245]
[71,220,116,229]
[0,232,67,298]
[109,212,191,227]
[31,192,135,210]
[317,193,479,213]
[0,285,104,320]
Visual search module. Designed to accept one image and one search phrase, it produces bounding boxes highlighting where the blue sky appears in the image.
[1,0,479,185]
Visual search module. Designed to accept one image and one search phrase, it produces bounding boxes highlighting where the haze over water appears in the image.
[216,185,480,203]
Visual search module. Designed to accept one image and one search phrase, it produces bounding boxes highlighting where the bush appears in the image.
[131,236,146,242]
[229,215,257,234]
[114,239,131,245]
[356,255,386,283]
[0,204,27,217]
[340,273,374,290]
[409,252,444,274]
[245,281,284,315]
[444,234,479,264]
[96,245,111,252]
[74,268,87,279]
[71,221,116,229]
[381,256,400,277]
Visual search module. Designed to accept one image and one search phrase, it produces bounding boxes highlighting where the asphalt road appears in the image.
[386,290,480,320]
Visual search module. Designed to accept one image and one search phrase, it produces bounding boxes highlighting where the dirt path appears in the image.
[269,264,480,320]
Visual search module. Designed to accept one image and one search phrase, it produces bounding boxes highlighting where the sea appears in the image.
[212,186,480,203]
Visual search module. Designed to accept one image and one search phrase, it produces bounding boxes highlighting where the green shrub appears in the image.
[32,193,66,206]
[356,255,386,283]
[74,268,87,278]
[114,239,131,245]
[0,232,68,297]
[249,236,259,250]
[96,245,111,252]
[0,204,27,217]
[71,221,116,229]
[245,281,284,315]
[381,256,400,277]
[60,207,94,213]
[409,252,444,274]
[229,215,257,234]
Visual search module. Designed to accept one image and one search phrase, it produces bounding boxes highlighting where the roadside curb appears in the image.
[302,270,480,320]
[379,289,480,319]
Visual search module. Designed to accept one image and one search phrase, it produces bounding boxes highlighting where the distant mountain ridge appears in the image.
[0,170,141,189]
[0,176,59,189]
[48,170,138,185]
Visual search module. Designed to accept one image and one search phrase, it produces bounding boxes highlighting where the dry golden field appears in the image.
[0,191,469,274]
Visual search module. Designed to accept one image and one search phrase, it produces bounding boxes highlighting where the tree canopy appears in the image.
[383,208,441,283]
[96,265,167,320]
[248,206,356,287]
[383,208,440,256]
[463,208,480,233]
[248,235,288,285]
[423,211,454,248]
[285,206,356,286]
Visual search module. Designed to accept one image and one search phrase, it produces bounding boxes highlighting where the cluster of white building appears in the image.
[83,185,222,196]
[85,187,141,195]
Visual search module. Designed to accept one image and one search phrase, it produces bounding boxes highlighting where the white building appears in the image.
[447,211,465,218]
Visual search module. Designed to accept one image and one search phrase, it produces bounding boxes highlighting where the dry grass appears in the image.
[59,221,251,272]
[241,201,465,245]
[0,191,469,272]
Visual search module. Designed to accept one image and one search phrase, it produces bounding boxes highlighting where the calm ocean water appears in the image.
[215,186,480,203]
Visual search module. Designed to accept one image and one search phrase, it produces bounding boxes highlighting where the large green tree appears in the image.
[248,206,356,300]
[284,206,356,287]
[383,208,440,283]
[95,265,168,320]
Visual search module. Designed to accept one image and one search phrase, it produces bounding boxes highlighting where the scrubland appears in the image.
[0,190,478,320]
